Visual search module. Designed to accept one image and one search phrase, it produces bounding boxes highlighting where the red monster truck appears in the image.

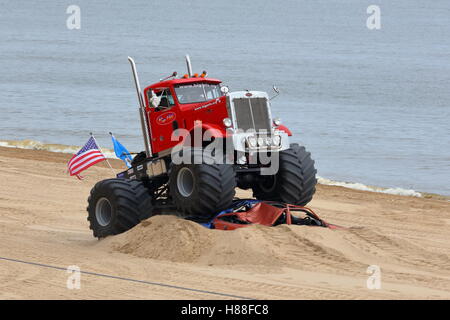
[87,56,316,238]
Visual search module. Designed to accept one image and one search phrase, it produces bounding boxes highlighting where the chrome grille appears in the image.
[232,97,271,132]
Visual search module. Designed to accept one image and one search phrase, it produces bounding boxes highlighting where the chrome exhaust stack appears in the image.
[185,54,193,77]
[127,56,152,158]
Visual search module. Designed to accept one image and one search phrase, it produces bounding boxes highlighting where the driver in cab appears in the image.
[149,89,172,111]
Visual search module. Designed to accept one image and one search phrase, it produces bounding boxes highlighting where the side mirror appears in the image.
[273,86,280,94]
[220,86,229,94]
[270,85,280,100]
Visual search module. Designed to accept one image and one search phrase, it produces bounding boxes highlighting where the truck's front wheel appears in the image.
[252,143,317,206]
[169,149,236,217]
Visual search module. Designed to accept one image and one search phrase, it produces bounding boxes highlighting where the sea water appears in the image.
[0,0,449,195]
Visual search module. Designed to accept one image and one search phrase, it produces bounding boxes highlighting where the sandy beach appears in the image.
[0,146,449,299]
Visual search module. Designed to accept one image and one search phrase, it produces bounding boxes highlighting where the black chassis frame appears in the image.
[115,154,265,214]
[116,156,174,214]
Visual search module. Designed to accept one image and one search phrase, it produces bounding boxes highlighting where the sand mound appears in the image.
[103,215,280,266]
[102,215,342,268]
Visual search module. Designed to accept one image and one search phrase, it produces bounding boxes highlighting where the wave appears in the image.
[317,176,422,197]
[0,139,422,197]
[0,139,117,159]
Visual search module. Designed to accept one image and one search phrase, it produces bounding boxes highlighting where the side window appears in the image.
[148,88,175,111]
[204,85,221,100]
[157,89,175,107]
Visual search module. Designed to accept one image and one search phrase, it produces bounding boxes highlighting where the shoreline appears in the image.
[0,142,447,201]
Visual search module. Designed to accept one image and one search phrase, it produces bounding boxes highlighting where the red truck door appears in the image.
[147,88,181,154]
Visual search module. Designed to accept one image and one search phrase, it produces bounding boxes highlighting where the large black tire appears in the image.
[87,178,153,238]
[252,143,317,206]
[169,148,236,217]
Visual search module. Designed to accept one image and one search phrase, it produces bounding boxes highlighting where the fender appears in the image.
[189,122,229,139]
[276,124,292,136]
[179,122,229,147]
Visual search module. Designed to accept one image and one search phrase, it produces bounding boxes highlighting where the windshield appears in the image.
[175,83,222,104]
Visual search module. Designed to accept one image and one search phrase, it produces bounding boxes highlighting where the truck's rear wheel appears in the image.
[169,149,236,217]
[252,143,317,205]
[87,178,153,238]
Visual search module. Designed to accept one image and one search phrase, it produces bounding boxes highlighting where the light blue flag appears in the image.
[110,133,133,168]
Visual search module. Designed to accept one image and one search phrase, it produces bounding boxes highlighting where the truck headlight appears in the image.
[257,137,265,146]
[272,135,281,146]
[247,136,257,148]
[223,118,232,127]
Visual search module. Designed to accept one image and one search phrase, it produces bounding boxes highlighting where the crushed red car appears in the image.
[190,200,342,231]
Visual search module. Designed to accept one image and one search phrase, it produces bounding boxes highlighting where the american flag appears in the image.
[67,136,106,179]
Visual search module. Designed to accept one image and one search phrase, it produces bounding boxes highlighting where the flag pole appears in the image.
[109,131,120,157]
[90,132,115,174]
